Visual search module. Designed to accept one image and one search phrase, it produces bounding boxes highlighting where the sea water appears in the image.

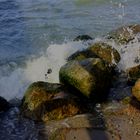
[0,0,140,100]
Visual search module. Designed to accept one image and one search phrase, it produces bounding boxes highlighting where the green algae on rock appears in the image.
[127,65,140,83]
[21,81,66,120]
[21,97,90,122]
[21,81,91,121]
[68,42,120,66]
[42,98,90,122]
[21,81,64,111]
[59,58,112,100]
[132,79,140,102]
[107,24,140,44]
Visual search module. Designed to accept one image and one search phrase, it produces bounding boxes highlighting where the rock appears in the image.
[42,98,90,122]
[22,97,90,122]
[59,58,112,100]
[38,101,140,140]
[132,79,140,102]
[21,81,65,111]
[73,35,93,41]
[0,96,10,112]
[127,65,140,83]
[107,24,140,44]
[38,113,107,140]
[21,81,90,121]
[21,81,65,120]
[47,128,112,140]
[68,42,120,66]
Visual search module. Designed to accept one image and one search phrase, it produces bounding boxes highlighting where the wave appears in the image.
[0,35,140,100]
[0,41,89,100]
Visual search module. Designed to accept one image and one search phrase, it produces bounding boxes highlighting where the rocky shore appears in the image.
[1,24,140,140]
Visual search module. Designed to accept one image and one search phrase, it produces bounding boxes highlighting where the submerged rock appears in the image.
[0,96,10,112]
[107,24,140,44]
[59,58,112,100]
[68,42,120,66]
[73,35,93,41]
[127,65,140,83]
[21,81,90,121]
[132,79,140,102]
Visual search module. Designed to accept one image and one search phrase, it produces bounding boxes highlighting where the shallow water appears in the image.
[0,0,140,139]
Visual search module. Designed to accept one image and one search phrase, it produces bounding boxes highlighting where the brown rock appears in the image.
[107,24,140,44]
[132,79,140,102]
[21,81,91,121]
[68,42,120,66]
[127,65,140,83]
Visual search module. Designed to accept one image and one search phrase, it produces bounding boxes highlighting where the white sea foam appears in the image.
[107,34,140,71]
[0,68,28,100]
[0,41,90,100]
[24,41,90,83]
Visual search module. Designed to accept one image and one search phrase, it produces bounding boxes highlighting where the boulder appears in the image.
[132,79,140,101]
[73,35,93,41]
[107,24,140,44]
[0,96,10,112]
[42,98,90,122]
[127,65,140,83]
[21,81,90,121]
[68,42,120,66]
[21,82,65,111]
[59,58,112,100]
[21,82,65,120]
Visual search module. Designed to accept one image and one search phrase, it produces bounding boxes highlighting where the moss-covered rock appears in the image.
[42,98,90,122]
[21,82,65,120]
[59,58,112,100]
[127,65,140,83]
[21,82,64,111]
[89,42,120,65]
[68,42,120,66]
[107,24,140,44]
[21,81,90,121]
[0,96,10,112]
[132,79,140,102]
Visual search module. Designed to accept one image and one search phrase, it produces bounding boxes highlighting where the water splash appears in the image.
[0,34,140,101]
[0,41,90,100]
[24,41,90,83]
[110,0,127,25]
[107,34,140,71]
[0,68,28,100]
